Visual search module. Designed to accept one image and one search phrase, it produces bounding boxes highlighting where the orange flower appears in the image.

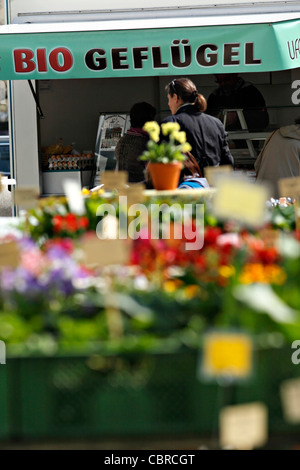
[183,284,200,299]
[239,263,286,285]
[163,279,183,293]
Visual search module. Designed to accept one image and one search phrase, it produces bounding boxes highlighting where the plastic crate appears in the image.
[0,362,10,440]
[16,351,214,439]
[4,347,300,441]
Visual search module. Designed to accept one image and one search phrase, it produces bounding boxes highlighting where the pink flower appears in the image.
[216,232,242,249]
[20,249,48,276]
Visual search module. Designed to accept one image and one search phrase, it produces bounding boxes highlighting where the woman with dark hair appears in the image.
[162,78,234,173]
[115,101,156,183]
[178,152,210,189]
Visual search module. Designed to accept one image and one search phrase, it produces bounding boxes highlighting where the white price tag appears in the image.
[213,174,270,227]
[80,235,131,267]
[219,402,268,450]
[14,186,40,209]
[279,176,300,200]
[63,179,86,215]
[280,377,300,424]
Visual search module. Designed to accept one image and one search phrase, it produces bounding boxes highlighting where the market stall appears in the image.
[0,0,300,450]
[1,0,300,212]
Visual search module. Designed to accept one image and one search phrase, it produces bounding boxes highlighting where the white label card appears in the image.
[80,236,131,267]
[219,402,268,450]
[14,186,40,208]
[279,177,300,200]
[63,179,86,215]
[204,165,233,186]
[213,175,270,227]
[280,377,300,424]
[102,171,128,191]
[0,241,20,269]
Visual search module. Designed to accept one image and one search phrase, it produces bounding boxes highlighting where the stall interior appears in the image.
[37,70,298,194]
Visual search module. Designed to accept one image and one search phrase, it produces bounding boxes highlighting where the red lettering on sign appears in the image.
[49,48,73,72]
[14,49,36,73]
[13,47,73,74]
[37,48,47,72]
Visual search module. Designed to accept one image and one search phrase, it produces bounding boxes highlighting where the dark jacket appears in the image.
[115,133,147,183]
[161,104,234,171]
[206,78,269,131]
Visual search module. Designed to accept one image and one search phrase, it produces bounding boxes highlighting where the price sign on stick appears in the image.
[219,402,268,450]
[80,236,131,267]
[200,331,253,380]
[212,175,270,227]
[63,180,85,215]
[279,176,300,200]
[280,377,300,424]
[102,171,128,191]
[120,183,145,206]
[80,235,130,338]
[14,186,40,209]
[295,203,300,230]
[204,165,233,186]
[0,241,20,270]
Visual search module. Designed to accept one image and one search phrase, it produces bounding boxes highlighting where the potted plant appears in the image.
[139,121,191,190]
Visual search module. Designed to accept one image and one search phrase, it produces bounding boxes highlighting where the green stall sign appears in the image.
[0,18,300,79]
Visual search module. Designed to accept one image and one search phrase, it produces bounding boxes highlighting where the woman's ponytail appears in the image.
[194,93,207,112]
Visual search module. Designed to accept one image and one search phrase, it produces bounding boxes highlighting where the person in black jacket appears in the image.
[206,74,269,132]
[161,78,234,173]
[115,101,156,182]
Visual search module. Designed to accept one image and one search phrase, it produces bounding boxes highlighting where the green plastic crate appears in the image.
[16,351,213,439]
[4,347,300,441]
[0,361,11,440]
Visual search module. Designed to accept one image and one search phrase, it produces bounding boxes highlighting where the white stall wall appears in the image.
[10,80,39,188]
[8,0,294,20]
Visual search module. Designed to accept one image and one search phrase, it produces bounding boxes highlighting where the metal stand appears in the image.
[223,108,257,159]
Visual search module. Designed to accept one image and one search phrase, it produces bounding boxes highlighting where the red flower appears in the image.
[65,213,78,232]
[44,238,75,254]
[52,215,64,233]
[77,216,90,230]
[204,226,223,246]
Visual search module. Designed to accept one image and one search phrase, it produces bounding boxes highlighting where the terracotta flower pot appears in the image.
[147,161,182,190]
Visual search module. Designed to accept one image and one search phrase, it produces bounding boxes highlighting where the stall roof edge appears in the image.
[1,7,300,33]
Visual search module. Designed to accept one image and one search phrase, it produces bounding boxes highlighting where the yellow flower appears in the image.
[81,188,90,196]
[219,265,235,278]
[172,131,187,144]
[143,121,160,140]
[151,131,160,143]
[184,284,200,299]
[265,265,287,285]
[139,120,188,164]
[161,122,180,136]
[163,279,183,293]
[181,142,192,153]
[239,263,264,284]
